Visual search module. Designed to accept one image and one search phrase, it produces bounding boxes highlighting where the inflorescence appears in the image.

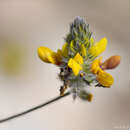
[38,16,120,102]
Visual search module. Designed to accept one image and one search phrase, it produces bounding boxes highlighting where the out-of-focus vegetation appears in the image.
[0,42,26,76]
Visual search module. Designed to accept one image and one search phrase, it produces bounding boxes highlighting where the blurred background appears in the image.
[0,0,129,129]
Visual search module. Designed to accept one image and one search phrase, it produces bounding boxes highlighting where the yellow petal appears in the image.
[97,71,114,87]
[81,44,87,57]
[38,47,57,64]
[91,57,103,74]
[73,53,84,65]
[68,58,82,76]
[88,37,107,57]
[62,42,68,57]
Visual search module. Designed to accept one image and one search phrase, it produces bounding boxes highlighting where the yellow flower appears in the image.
[88,37,107,57]
[62,42,68,57]
[97,71,114,87]
[91,57,103,74]
[91,57,114,87]
[38,42,70,65]
[73,52,84,64]
[38,47,62,65]
[81,44,87,57]
[68,53,83,76]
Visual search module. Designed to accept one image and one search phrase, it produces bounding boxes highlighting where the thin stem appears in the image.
[0,92,70,123]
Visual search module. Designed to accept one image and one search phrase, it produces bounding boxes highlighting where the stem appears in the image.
[0,92,70,123]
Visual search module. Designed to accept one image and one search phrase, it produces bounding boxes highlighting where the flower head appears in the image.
[37,17,121,101]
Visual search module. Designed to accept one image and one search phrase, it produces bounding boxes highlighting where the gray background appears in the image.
[0,0,129,130]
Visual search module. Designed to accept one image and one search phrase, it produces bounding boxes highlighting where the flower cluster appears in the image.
[38,17,120,101]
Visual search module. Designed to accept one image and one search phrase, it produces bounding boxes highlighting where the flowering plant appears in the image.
[38,17,120,101]
[0,17,121,123]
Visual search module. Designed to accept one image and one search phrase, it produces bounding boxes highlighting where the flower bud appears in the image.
[78,90,93,102]
[101,56,121,70]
